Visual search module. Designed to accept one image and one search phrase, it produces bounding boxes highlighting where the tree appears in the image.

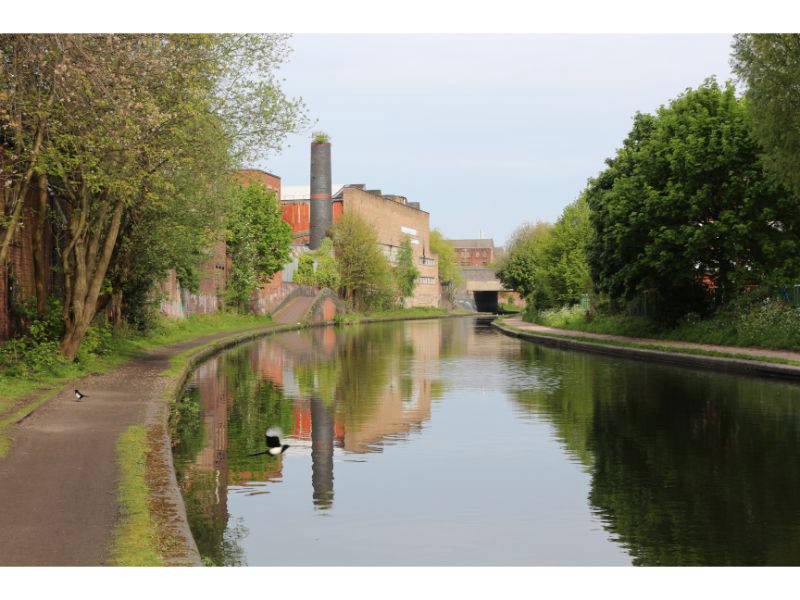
[731,34,800,197]
[496,221,553,303]
[535,195,593,309]
[585,78,800,321]
[394,237,419,301]
[0,35,72,270]
[313,238,340,290]
[3,34,305,358]
[294,253,316,286]
[429,229,462,301]
[225,181,292,311]
[331,212,395,311]
[293,238,340,290]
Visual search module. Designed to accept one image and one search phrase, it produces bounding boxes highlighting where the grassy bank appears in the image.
[498,317,800,368]
[0,312,273,409]
[108,425,165,566]
[528,299,800,353]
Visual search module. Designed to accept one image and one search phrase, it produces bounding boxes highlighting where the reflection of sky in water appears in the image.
[174,317,800,566]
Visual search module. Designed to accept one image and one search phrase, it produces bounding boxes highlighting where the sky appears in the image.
[258,34,735,247]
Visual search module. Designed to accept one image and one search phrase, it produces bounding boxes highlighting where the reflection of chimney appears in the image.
[311,395,334,509]
[309,140,332,250]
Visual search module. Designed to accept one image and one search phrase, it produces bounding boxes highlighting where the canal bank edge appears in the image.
[137,310,479,566]
[492,317,800,382]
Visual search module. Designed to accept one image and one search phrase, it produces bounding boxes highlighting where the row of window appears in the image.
[418,276,436,285]
[419,256,435,266]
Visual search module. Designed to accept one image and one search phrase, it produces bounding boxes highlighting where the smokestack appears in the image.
[309,137,332,250]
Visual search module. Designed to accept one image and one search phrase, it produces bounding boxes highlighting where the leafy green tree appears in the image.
[313,238,340,290]
[294,253,316,286]
[9,34,306,358]
[536,195,593,309]
[394,237,419,301]
[731,34,800,198]
[429,229,462,300]
[585,78,800,321]
[331,212,395,311]
[496,221,553,303]
[225,182,292,310]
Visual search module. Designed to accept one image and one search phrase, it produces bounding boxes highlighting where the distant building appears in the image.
[448,239,495,267]
[280,183,440,307]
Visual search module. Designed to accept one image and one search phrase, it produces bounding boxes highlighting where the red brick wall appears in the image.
[0,184,53,339]
[236,169,281,200]
[455,246,493,267]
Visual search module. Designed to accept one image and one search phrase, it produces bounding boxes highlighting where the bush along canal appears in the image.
[171,316,800,566]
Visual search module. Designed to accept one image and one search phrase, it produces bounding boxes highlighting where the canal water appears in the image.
[171,317,800,566]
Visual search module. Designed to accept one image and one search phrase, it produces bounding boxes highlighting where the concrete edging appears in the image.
[492,319,800,382]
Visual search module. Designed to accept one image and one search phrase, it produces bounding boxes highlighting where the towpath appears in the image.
[0,325,271,566]
[502,316,800,363]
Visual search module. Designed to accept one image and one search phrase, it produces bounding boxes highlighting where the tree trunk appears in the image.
[32,172,49,315]
[60,196,125,361]
[110,290,123,329]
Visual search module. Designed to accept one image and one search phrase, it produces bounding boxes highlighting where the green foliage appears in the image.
[331,212,397,311]
[731,34,800,198]
[496,221,553,302]
[294,254,316,286]
[585,78,800,322]
[312,131,330,143]
[225,182,293,310]
[294,238,341,290]
[429,229,462,300]
[394,237,419,300]
[313,238,340,290]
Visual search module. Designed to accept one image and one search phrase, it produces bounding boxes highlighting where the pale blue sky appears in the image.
[260,34,735,246]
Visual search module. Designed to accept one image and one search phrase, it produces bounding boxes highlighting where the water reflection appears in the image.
[512,343,800,566]
[172,317,800,565]
[172,321,443,564]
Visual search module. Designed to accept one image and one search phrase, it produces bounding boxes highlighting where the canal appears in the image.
[171,316,800,566]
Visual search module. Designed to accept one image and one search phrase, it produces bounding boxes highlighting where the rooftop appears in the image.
[447,239,495,249]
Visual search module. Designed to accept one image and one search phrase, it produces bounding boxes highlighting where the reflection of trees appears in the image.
[224,347,294,479]
[332,324,402,430]
[511,344,800,565]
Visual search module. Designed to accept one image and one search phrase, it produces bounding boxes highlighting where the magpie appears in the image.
[247,427,289,457]
[74,389,87,401]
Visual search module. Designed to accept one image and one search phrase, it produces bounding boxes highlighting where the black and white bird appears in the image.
[74,389,87,401]
[265,427,290,455]
[247,427,289,457]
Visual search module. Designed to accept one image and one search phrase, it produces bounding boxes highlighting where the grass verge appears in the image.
[108,425,165,566]
[497,318,800,368]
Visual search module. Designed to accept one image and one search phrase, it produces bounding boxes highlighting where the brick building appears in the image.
[448,239,495,267]
[280,184,440,307]
[159,169,290,318]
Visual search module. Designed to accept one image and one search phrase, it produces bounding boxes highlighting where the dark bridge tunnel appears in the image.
[473,291,499,313]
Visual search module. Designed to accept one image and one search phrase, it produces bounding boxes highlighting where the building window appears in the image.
[418,276,436,285]
[419,256,435,266]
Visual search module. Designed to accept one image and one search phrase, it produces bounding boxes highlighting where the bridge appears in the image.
[459,267,510,312]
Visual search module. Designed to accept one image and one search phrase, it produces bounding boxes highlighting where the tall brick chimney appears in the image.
[309,137,332,250]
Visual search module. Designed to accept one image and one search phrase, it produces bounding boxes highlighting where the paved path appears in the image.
[504,316,800,363]
[272,295,315,324]
[0,327,265,566]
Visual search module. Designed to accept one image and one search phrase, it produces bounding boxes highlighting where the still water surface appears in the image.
[172,317,800,565]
